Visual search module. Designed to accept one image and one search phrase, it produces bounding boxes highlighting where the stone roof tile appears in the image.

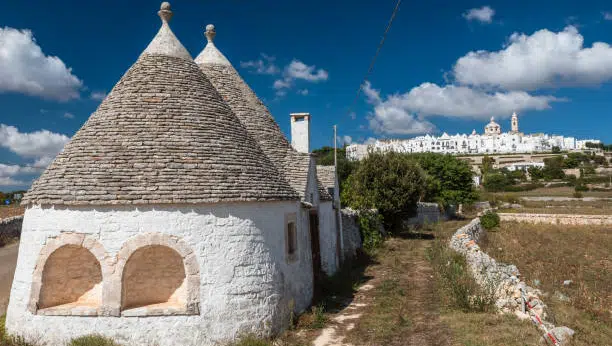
[22,3,298,206]
[195,25,332,202]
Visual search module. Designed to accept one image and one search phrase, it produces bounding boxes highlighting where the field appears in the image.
[498,199,612,215]
[0,206,24,221]
[482,186,612,200]
[481,222,612,346]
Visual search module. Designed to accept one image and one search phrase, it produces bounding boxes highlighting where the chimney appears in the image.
[290,113,310,153]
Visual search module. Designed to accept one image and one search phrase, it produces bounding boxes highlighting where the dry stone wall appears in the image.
[0,216,23,246]
[340,208,362,260]
[450,219,574,344]
[499,213,612,225]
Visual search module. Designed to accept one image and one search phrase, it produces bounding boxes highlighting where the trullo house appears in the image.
[194,25,343,276]
[6,3,342,345]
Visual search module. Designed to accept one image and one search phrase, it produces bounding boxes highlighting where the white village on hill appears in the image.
[5,3,346,346]
[346,112,601,161]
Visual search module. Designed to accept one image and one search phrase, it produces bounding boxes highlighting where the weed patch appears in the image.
[427,236,494,312]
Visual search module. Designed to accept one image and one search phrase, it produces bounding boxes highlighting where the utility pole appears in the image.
[333,125,338,171]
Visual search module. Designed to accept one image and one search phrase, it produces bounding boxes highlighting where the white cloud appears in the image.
[285,60,328,82]
[0,124,70,164]
[453,26,612,90]
[63,112,74,119]
[363,81,436,135]
[362,81,560,135]
[603,12,612,21]
[401,83,561,118]
[297,89,309,96]
[340,135,353,145]
[273,79,291,90]
[463,6,495,23]
[0,27,83,101]
[240,53,280,75]
[0,163,39,187]
[90,91,107,101]
[273,59,329,94]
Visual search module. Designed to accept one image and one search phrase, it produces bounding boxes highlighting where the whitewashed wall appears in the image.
[7,201,313,346]
[317,201,338,276]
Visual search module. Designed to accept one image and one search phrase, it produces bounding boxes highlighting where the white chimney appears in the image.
[290,113,310,153]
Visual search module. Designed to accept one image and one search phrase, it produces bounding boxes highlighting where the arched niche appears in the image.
[115,233,200,316]
[30,233,107,316]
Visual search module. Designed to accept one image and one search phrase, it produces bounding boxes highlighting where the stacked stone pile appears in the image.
[450,219,574,344]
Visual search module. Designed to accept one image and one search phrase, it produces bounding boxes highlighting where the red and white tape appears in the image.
[520,288,559,346]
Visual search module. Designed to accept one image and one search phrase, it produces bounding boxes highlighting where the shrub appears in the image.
[68,335,120,346]
[574,183,589,192]
[341,152,426,232]
[409,153,479,207]
[573,191,583,198]
[358,210,384,254]
[480,211,500,230]
[483,173,509,192]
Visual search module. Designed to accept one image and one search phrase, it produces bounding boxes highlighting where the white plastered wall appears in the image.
[317,201,339,276]
[6,201,313,346]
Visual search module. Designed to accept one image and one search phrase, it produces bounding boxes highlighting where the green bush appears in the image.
[358,210,384,254]
[68,335,120,346]
[574,183,589,192]
[573,191,583,198]
[341,152,426,232]
[409,153,479,207]
[480,211,500,230]
[483,173,509,192]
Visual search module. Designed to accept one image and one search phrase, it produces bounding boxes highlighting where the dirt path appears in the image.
[0,242,19,315]
[311,234,454,346]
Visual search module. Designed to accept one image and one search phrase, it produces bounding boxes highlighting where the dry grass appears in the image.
[427,221,542,346]
[481,222,612,346]
[0,207,23,221]
[505,186,611,198]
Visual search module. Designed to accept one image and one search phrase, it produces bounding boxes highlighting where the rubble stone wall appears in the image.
[340,208,362,260]
[499,213,612,225]
[405,202,446,225]
[450,218,575,344]
[0,216,23,246]
[450,219,548,319]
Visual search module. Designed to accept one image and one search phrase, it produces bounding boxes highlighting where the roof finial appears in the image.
[158,2,173,23]
[205,24,216,43]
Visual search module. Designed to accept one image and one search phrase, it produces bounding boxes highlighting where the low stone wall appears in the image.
[0,216,23,246]
[450,219,574,344]
[499,213,612,225]
[340,208,362,260]
[405,202,447,225]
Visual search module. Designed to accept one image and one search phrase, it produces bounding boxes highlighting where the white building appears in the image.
[347,114,599,160]
[7,4,342,346]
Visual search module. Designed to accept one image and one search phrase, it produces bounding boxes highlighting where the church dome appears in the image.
[484,116,501,135]
[23,5,298,205]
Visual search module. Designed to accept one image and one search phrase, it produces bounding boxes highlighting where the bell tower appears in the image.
[511,112,519,133]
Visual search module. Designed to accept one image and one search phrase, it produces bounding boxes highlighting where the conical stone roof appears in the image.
[195,25,332,201]
[23,3,298,206]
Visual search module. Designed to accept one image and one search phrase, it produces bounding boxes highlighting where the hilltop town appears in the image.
[347,113,601,160]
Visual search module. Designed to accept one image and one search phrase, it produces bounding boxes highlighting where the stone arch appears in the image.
[113,233,200,316]
[29,233,107,315]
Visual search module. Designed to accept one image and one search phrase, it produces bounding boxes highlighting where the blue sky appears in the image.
[1,0,612,190]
